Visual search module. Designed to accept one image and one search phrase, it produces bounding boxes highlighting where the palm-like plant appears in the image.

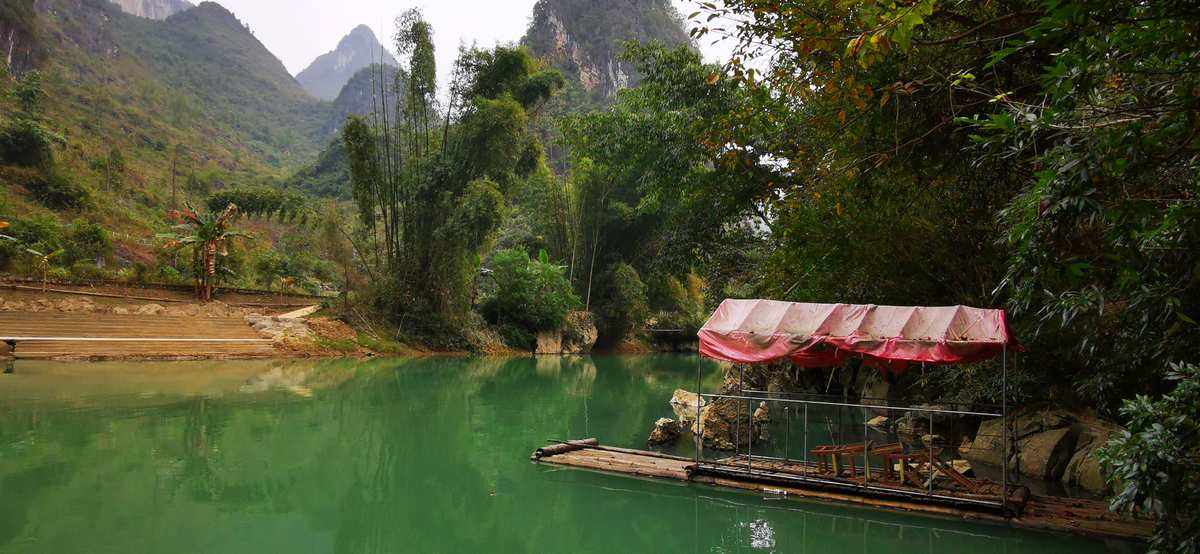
[159,203,247,302]
[2,221,65,291]
[25,247,64,291]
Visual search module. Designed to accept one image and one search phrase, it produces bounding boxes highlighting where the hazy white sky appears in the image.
[208,0,733,82]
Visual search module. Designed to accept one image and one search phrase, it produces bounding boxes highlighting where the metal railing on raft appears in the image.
[689,390,1015,511]
[691,346,1016,513]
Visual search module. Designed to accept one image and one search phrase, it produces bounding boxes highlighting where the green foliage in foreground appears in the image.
[481,248,579,334]
[1098,363,1200,553]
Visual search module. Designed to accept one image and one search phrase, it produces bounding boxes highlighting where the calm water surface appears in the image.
[0,355,1133,553]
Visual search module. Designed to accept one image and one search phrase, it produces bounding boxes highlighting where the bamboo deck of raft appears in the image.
[531,440,1152,543]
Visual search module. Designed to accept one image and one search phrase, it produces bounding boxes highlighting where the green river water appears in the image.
[0,355,1137,553]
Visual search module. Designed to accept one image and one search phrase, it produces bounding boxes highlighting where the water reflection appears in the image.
[0,356,1128,554]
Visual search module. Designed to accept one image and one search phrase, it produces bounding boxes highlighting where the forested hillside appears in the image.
[116,1,328,164]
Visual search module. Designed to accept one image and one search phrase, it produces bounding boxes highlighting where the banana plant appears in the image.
[158,203,248,302]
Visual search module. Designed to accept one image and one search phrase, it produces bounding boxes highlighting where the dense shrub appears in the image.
[0,118,57,168]
[61,218,111,265]
[481,248,580,333]
[250,236,334,294]
[69,260,107,280]
[26,172,90,210]
[653,271,708,334]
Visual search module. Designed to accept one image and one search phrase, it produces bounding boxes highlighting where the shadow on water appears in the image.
[0,355,1135,553]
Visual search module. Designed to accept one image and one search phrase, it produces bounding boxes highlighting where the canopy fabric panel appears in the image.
[698,299,1018,369]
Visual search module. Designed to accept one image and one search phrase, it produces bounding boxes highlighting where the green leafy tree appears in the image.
[560,44,774,315]
[1098,363,1200,553]
[600,262,649,342]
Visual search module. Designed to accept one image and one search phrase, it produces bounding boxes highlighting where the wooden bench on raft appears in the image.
[810,442,904,479]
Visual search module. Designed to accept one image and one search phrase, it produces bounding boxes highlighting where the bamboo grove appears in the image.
[342,9,564,331]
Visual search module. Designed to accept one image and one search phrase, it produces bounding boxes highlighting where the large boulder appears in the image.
[960,408,1120,491]
[562,312,598,354]
[693,397,739,450]
[246,315,313,342]
[1061,418,1121,493]
[691,396,765,450]
[1018,426,1078,480]
[647,418,681,445]
[136,303,167,315]
[669,389,706,424]
[534,312,599,354]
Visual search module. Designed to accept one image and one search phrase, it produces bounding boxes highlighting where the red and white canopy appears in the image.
[698,299,1018,370]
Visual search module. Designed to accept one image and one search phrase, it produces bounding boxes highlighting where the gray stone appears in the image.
[562,312,599,354]
[964,410,1099,482]
[670,389,706,424]
[866,415,890,431]
[1061,418,1121,493]
[647,418,681,445]
[1018,426,1078,480]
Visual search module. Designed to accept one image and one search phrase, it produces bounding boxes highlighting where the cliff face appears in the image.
[108,0,192,20]
[297,25,398,102]
[521,0,692,103]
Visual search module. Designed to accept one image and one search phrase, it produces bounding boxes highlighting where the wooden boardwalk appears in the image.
[532,441,1153,543]
[0,312,274,360]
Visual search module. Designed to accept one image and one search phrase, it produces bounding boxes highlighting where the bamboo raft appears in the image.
[530,439,1152,543]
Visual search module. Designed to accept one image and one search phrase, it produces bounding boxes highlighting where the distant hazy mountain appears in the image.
[109,0,193,20]
[321,63,401,136]
[297,25,398,102]
[521,0,692,103]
